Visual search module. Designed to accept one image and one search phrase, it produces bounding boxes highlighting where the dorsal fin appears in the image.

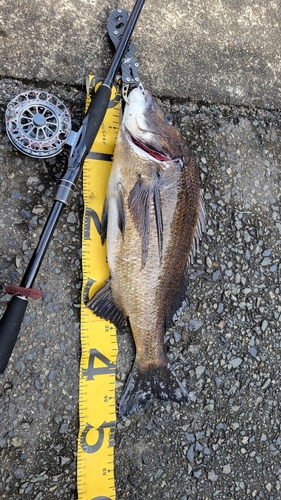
[189,191,206,265]
[166,191,206,327]
[165,268,189,328]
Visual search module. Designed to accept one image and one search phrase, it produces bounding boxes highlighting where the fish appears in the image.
[87,86,205,417]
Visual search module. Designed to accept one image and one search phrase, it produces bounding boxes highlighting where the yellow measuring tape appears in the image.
[77,76,121,500]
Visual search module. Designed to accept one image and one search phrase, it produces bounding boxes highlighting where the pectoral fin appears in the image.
[129,175,163,267]
[129,177,152,267]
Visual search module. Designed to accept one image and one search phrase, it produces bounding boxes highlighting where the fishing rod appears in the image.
[0,0,145,373]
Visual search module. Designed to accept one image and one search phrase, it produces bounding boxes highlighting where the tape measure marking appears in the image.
[77,76,120,500]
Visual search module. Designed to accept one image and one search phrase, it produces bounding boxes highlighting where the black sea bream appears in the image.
[87,87,205,416]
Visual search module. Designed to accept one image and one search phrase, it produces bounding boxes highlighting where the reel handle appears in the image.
[0,296,28,373]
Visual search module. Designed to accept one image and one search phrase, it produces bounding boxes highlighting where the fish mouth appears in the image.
[128,131,171,162]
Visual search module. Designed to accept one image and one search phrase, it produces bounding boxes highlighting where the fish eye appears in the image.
[165,114,174,126]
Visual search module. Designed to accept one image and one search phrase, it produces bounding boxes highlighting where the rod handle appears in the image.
[84,83,112,152]
[0,296,28,373]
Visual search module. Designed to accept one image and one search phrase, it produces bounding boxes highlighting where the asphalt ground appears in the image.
[0,76,280,499]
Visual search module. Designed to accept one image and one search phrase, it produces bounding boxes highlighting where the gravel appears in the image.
[0,77,281,499]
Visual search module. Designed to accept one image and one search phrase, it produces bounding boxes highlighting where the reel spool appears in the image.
[5,90,72,158]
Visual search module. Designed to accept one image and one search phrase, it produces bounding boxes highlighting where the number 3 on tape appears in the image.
[77,76,120,500]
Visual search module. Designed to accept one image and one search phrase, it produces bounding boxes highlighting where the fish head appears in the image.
[122,87,188,165]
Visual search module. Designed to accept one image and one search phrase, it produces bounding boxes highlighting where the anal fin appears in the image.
[86,281,126,330]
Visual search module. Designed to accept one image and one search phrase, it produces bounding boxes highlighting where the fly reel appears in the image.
[5,90,72,158]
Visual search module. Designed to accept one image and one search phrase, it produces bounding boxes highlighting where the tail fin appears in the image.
[118,363,188,417]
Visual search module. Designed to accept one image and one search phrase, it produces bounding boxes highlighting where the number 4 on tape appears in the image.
[77,76,121,500]
[82,349,116,380]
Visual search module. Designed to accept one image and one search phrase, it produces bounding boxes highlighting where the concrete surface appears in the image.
[1,0,281,108]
